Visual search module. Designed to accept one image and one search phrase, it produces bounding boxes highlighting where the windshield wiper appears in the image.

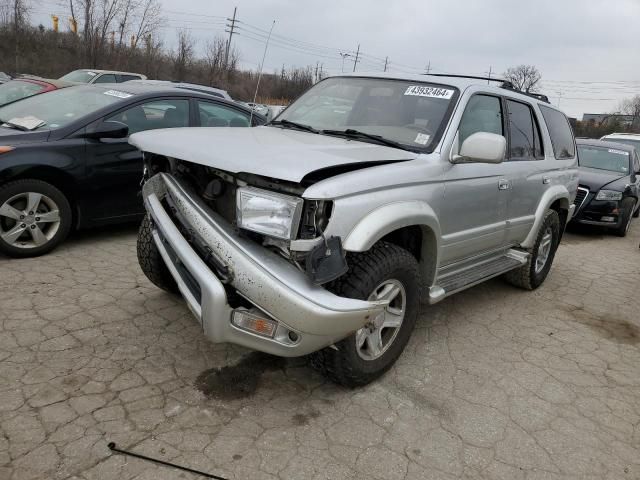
[0,119,28,131]
[321,129,411,151]
[269,119,319,133]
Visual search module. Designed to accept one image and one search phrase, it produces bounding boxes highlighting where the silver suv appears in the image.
[131,73,578,386]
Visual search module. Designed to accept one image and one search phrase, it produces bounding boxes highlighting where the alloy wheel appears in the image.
[355,279,406,361]
[0,192,61,249]
[535,227,553,274]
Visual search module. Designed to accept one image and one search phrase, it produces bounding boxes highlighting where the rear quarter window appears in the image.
[539,105,576,159]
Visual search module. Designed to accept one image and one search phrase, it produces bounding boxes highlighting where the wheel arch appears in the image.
[342,201,441,287]
[1,166,81,228]
[521,187,570,249]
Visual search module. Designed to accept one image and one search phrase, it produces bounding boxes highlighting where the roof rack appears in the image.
[428,73,513,88]
[427,73,550,104]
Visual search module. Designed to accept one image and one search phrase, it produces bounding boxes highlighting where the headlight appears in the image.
[595,190,623,201]
[237,187,303,240]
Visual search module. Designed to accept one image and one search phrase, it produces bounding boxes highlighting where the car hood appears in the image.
[578,166,629,191]
[129,126,417,183]
[0,127,50,144]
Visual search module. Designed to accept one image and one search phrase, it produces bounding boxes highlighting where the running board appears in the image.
[428,249,529,304]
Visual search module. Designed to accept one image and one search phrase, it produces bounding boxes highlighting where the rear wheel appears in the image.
[137,215,178,293]
[504,210,560,290]
[310,242,420,387]
[614,198,635,237]
[0,179,72,258]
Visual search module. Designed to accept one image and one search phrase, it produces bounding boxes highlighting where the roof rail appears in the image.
[428,73,513,88]
[428,73,551,104]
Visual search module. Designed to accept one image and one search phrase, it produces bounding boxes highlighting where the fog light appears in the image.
[232,310,278,338]
[601,216,615,222]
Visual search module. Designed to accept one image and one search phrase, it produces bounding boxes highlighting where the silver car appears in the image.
[131,73,578,386]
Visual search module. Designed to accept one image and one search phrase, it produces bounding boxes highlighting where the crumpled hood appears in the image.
[129,126,417,182]
[578,166,629,191]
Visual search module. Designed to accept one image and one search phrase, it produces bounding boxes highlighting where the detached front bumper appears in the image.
[142,173,386,357]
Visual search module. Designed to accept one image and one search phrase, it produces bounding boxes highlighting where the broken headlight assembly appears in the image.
[236,186,304,240]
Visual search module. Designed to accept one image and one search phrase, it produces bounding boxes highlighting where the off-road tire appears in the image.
[613,198,635,237]
[0,179,72,258]
[504,210,560,290]
[310,242,420,387]
[137,215,178,293]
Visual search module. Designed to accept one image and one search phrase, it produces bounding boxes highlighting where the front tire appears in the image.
[310,242,420,387]
[504,209,560,290]
[614,198,635,237]
[0,179,72,258]
[137,215,178,294]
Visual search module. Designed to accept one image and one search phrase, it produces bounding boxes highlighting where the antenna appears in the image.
[250,20,276,126]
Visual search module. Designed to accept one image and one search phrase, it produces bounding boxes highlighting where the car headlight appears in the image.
[595,190,623,201]
[237,187,304,240]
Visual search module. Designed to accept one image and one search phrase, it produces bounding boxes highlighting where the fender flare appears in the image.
[520,186,571,249]
[343,201,441,252]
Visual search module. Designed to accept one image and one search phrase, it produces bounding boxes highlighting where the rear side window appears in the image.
[118,75,141,83]
[506,100,543,160]
[539,105,576,159]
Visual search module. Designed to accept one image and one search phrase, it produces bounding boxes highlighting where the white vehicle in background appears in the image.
[59,69,147,84]
[600,133,640,151]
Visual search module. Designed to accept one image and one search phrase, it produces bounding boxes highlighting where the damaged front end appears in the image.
[145,156,347,285]
[140,163,387,357]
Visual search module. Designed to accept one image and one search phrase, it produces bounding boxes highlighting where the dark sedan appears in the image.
[572,139,640,236]
[0,83,265,257]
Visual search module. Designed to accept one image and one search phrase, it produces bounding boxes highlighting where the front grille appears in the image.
[573,187,589,211]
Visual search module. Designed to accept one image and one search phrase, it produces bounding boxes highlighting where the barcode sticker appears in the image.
[608,149,628,155]
[404,86,454,99]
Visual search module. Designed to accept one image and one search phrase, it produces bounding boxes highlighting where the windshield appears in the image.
[0,85,128,130]
[275,77,458,151]
[604,137,640,151]
[0,80,47,107]
[59,70,99,83]
[578,145,630,174]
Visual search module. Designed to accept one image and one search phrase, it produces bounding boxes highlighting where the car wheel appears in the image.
[633,200,639,218]
[0,179,72,258]
[310,242,420,387]
[504,209,560,290]
[614,198,635,237]
[137,214,178,294]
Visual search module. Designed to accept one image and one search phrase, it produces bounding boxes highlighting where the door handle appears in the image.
[498,179,511,190]
[542,175,551,184]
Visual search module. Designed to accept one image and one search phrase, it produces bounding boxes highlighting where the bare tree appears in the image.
[503,64,541,93]
[172,30,194,81]
[619,95,640,131]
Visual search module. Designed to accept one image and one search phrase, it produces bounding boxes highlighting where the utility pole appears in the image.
[314,61,319,82]
[384,56,388,72]
[14,0,20,73]
[339,53,350,73]
[224,7,237,70]
[487,66,492,84]
[352,44,360,72]
[319,63,323,80]
[425,61,431,74]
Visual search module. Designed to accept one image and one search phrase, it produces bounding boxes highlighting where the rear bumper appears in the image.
[142,173,386,357]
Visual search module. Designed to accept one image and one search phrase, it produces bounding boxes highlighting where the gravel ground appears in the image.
[1,222,639,480]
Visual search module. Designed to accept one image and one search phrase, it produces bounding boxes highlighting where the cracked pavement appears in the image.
[1,223,639,480]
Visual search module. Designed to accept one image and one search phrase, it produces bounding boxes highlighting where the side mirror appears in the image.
[451,132,506,164]
[85,120,129,140]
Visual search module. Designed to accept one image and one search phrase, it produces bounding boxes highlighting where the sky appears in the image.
[32,0,640,118]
